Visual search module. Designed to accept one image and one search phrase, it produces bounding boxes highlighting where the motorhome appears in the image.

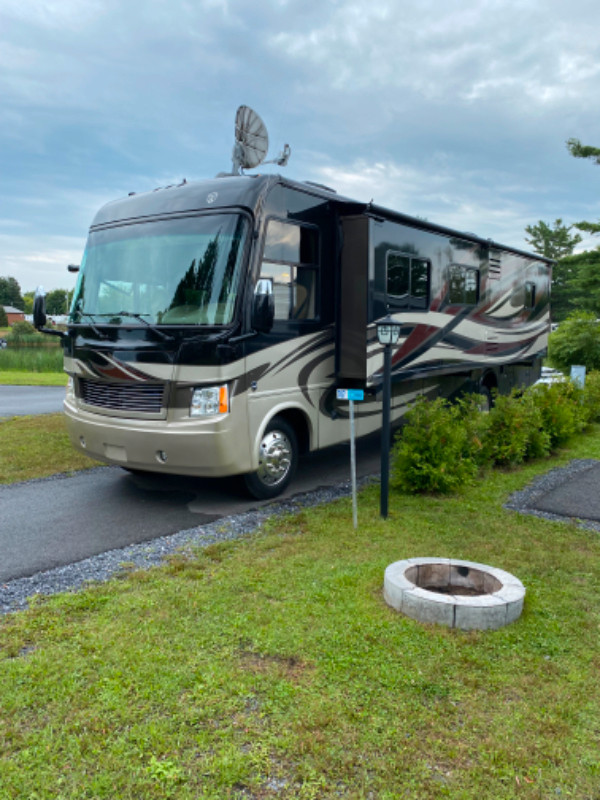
[35,110,551,498]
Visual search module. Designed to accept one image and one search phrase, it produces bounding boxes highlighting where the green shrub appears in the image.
[8,320,38,342]
[455,393,491,467]
[530,380,587,448]
[390,374,597,497]
[484,391,540,467]
[582,370,600,422]
[0,306,7,327]
[391,396,479,494]
[518,390,553,460]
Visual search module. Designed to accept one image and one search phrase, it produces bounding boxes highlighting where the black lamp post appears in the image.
[376,315,401,518]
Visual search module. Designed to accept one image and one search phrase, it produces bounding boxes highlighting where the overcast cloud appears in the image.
[1,0,599,292]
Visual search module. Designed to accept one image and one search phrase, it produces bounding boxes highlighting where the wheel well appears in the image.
[481,371,498,393]
[274,408,311,456]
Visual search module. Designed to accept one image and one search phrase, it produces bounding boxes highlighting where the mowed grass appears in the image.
[1,426,600,798]
[0,369,67,385]
[0,413,99,482]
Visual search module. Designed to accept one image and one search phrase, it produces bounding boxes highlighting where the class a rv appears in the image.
[34,107,552,498]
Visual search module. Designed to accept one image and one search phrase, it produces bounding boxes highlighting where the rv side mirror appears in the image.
[33,286,47,330]
[252,278,274,333]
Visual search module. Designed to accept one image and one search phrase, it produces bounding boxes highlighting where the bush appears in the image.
[583,370,600,422]
[548,312,600,372]
[0,306,7,327]
[484,390,551,467]
[391,375,599,495]
[531,380,587,447]
[8,320,38,342]
[390,396,479,494]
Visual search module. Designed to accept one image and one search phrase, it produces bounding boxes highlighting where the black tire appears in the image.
[244,416,298,500]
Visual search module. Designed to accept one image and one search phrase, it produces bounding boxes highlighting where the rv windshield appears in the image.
[70,213,248,326]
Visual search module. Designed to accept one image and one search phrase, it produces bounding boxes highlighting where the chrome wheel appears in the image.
[244,417,299,499]
[257,429,293,487]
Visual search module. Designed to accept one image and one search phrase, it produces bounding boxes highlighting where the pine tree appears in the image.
[567,139,600,235]
[524,219,582,259]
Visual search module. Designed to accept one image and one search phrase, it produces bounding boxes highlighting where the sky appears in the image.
[1,0,600,294]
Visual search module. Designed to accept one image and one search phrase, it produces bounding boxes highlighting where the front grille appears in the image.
[79,378,165,414]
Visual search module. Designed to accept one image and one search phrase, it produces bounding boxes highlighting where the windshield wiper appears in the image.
[74,312,111,340]
[115,311,176,342]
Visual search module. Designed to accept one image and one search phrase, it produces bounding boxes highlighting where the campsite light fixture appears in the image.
[376,317,401,347]
[376,316,402,519]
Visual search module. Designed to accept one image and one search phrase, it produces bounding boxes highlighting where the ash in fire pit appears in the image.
[384,558,525,630]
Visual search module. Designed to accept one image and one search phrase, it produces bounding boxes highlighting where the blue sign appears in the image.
[336,388,365,401]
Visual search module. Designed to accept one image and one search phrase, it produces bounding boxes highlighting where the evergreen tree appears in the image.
[524,219,582,259]
[567,138,600,235]
[550,248,600,323]
[550,255,581,322]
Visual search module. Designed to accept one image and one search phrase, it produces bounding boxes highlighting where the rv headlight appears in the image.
[66,376,75,399]
[190,385,229,417]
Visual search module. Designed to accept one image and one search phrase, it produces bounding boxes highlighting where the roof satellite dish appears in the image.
[229,105,291,175]
[232,105,269,173]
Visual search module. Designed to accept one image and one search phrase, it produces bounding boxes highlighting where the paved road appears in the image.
[0,385,65,417]
[0,435,382,582]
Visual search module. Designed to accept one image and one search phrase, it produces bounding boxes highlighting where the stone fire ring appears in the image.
[383,558,525,630]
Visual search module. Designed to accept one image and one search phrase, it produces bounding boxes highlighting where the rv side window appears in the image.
[260,220,319,321]
[524,281,536,309]
[448,265,479,305]
[386,252,430,308]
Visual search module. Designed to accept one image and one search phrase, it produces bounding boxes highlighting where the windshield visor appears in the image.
[71,213,248,326]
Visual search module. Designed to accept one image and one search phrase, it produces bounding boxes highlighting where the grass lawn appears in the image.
[0,413,99,482]
[0,369,67,385]
[1,424,600,798]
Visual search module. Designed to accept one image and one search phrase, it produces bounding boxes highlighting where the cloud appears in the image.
[0,233,83,292]
[1,0,600,289]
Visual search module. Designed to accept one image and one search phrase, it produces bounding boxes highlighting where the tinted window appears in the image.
[263,220,318,265]
[386,251,430,308]
[449,265,479,305]
[261,220,319,322]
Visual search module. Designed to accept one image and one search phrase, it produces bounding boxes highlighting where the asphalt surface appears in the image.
[0,434,382,583]
[506,458,600,531]
[0,385,65,417]
[534,464,600,520]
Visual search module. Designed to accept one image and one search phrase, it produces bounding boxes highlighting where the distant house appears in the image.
[1,306,25,325]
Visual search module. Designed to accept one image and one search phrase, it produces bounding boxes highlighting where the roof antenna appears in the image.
[230,105,291,175]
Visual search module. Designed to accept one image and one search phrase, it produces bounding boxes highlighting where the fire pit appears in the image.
[384,558,525,630]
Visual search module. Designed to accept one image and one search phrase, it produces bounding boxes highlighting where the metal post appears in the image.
[349,399,358,529]
[380,342,392,519]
